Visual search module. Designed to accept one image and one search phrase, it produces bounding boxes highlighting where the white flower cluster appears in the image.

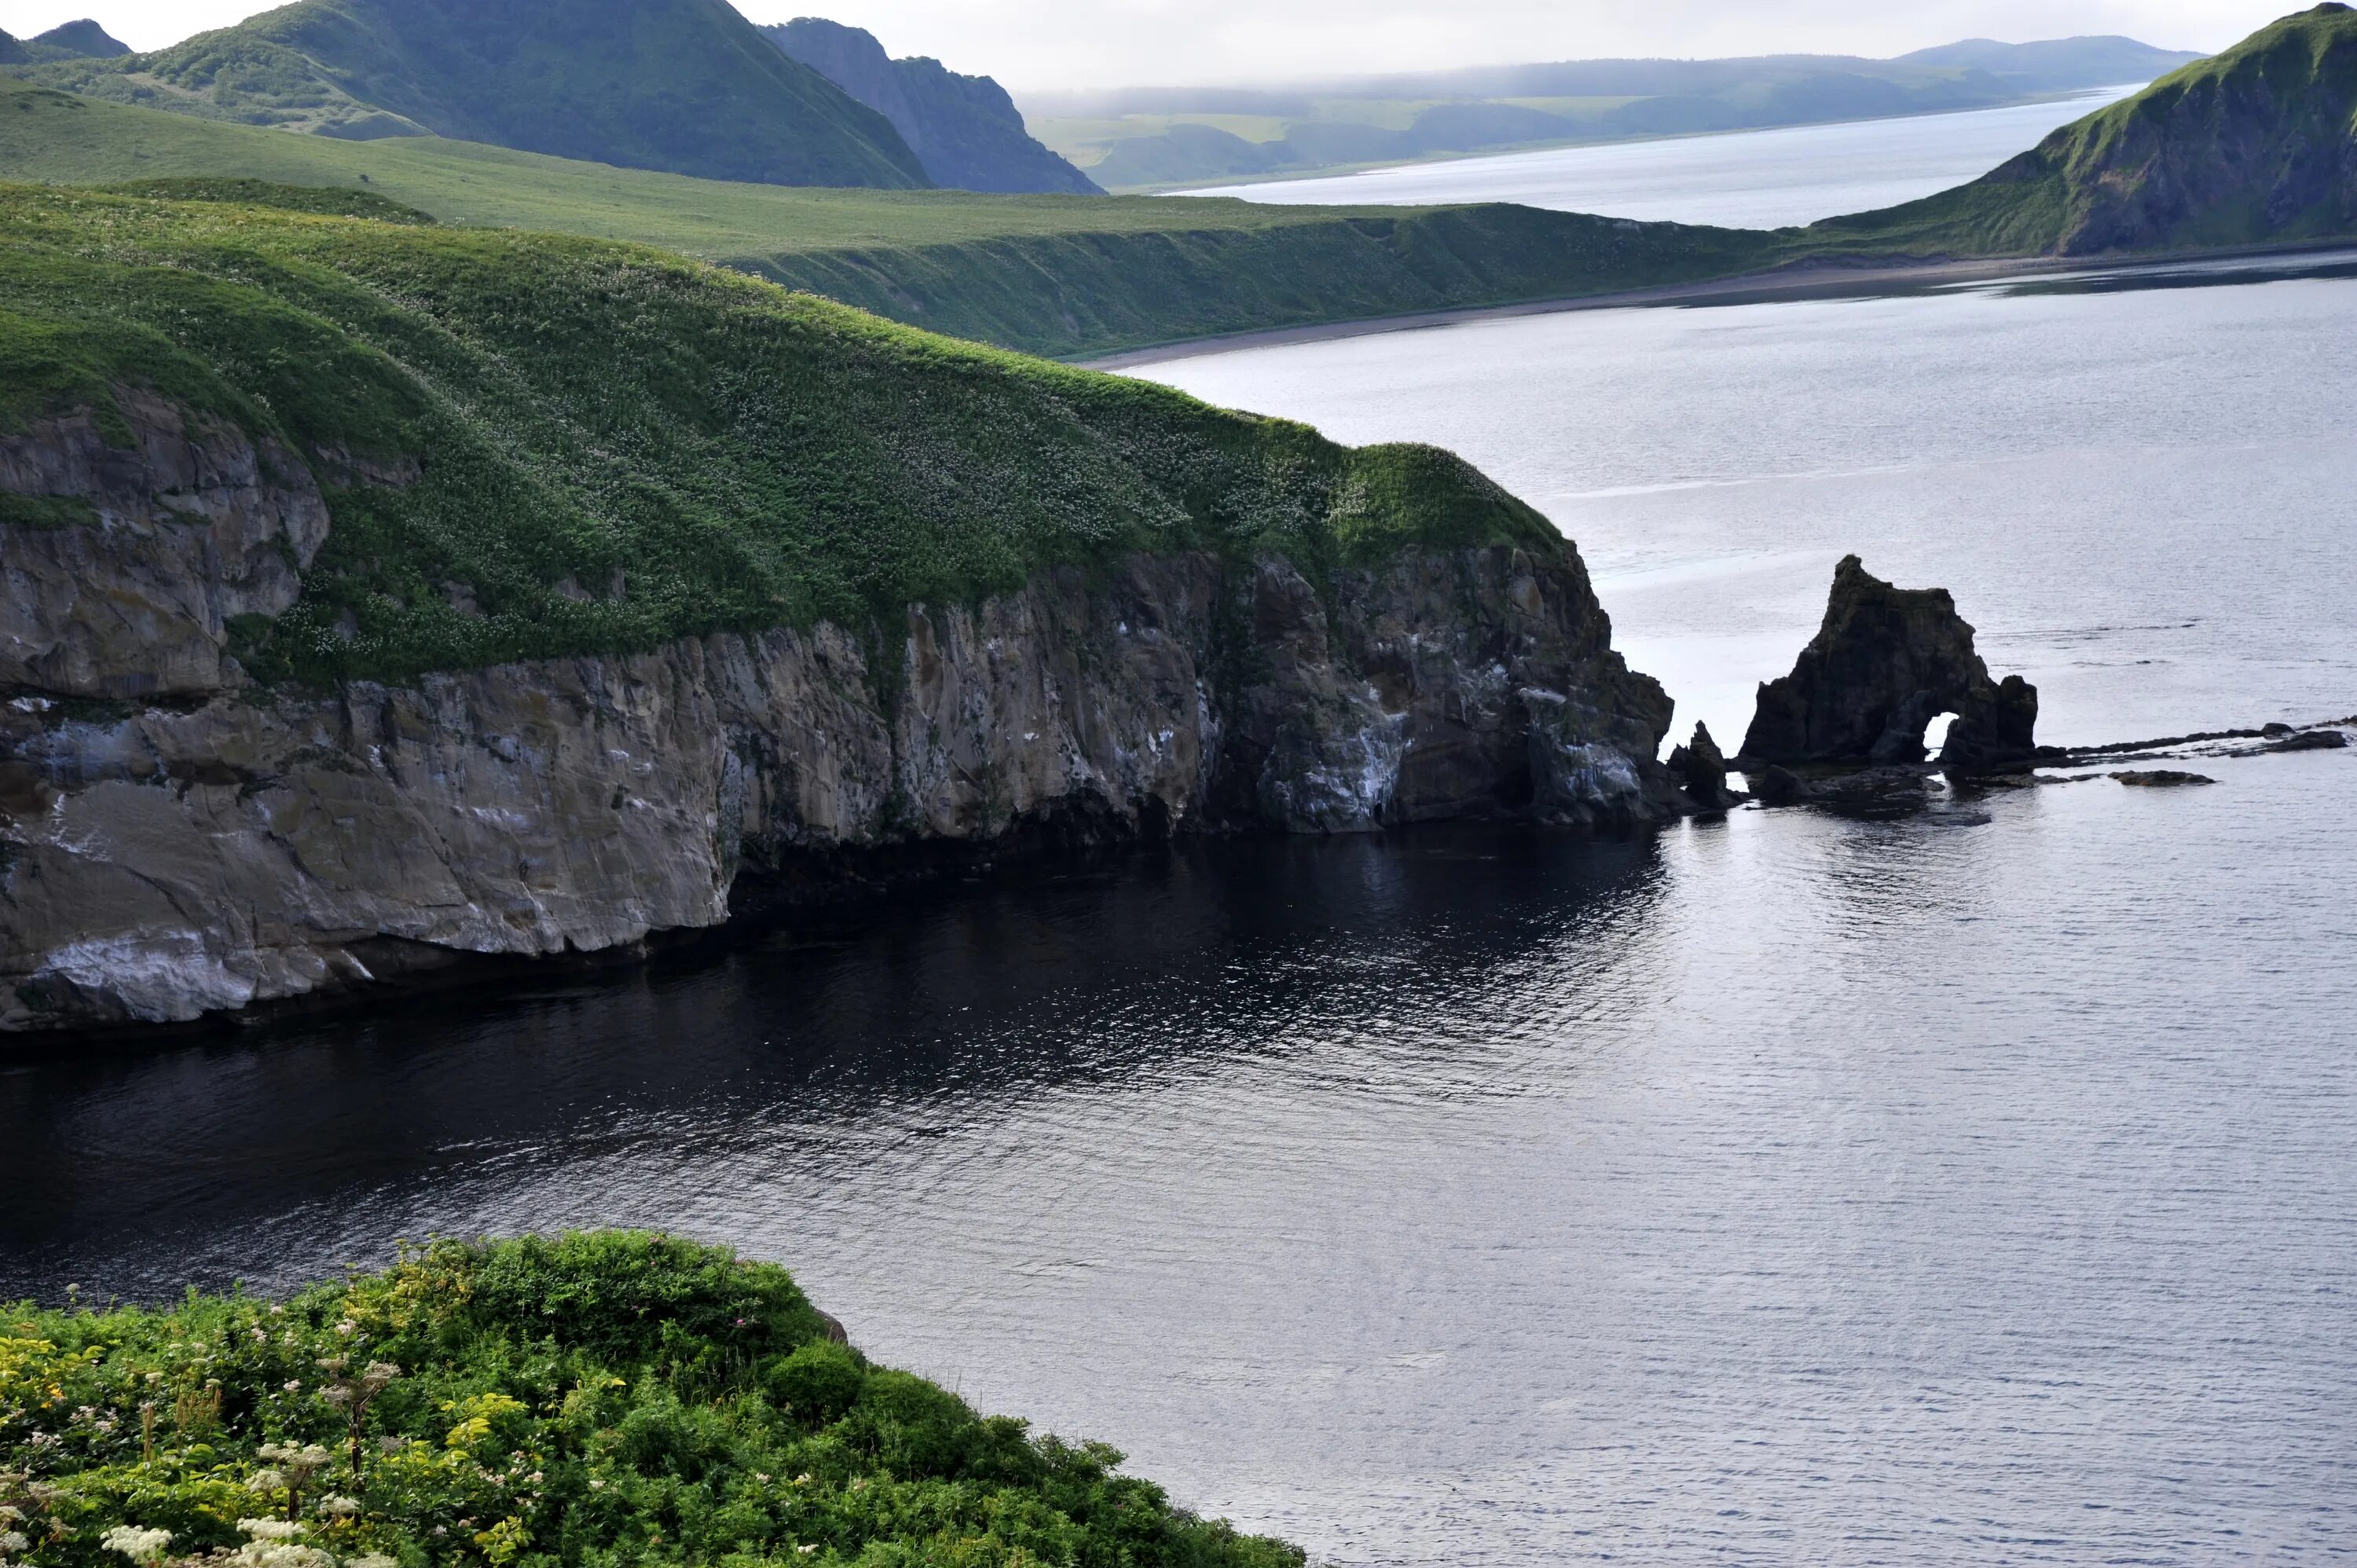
[233,1518,331,1568]
[97,1525,173,1565]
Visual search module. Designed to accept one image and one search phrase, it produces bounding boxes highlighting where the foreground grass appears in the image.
[0,82,1772,357]
[0,1231,1301,1568]
[0,181,1567,686]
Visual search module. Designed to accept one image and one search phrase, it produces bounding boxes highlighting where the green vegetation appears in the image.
[0,179,1563,685]
[0,82,1772,358]
[0,0,929,190]
[764,20,1098,196]
[0,1230,1301,1568]
[1022,39,2204,192]
[1808,4,2357,255]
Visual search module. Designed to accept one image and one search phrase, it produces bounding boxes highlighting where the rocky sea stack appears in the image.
[0,185,1685,1035]
[1739,555,2039,772]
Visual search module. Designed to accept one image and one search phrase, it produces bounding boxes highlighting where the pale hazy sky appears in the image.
[0,0,2307,92]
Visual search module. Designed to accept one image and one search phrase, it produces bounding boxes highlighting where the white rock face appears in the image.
[0,400,1677,1032]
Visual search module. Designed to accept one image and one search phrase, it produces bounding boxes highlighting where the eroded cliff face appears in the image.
[0,397,1679,1032]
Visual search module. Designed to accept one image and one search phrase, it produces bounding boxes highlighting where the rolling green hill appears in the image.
[1809,3,2357,255]
[0,80,1773,357]
[1,0,931,189]
[0,178,1581,686]
[766,18,1098,194]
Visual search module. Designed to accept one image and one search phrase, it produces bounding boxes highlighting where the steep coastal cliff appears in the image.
[0,186,1681,1033]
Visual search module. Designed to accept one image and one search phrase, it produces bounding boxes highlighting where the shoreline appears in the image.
[1077,240,2357,369]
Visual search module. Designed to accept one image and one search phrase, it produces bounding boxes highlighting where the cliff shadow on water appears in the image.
[0,822,1673,1298]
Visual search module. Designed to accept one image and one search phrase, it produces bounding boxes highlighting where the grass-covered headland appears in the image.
[0,1232,1300,1568]
[0,179,1560,688]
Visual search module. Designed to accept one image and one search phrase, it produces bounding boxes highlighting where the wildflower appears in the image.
[283,1380,302,1393]
[348,1557,398,1568]
[97,1526,173,1566]
[237,1520,303,1544]
[334,1321,356,1337]
[248,1471,290,1496]
[588,1478,604,1490]
[313,1496,360,1519]
[0,1532,28,1556]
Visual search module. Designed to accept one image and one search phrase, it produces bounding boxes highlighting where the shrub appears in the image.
[0,1232,1301,1568]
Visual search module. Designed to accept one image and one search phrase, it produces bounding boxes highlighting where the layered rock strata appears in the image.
[0,401,1681,1033]
[1739,555,2039,772]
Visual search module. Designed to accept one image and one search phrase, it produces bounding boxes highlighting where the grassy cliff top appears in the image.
[0,1230,1302,1567]
[0,81,1774,357]
[0,181,1563,687]
[1,0,930,190]
[1806,3,2357,255]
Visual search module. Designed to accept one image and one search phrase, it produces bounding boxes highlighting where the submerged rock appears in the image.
[2266,728,2350,752]
[2113,769,2217,786]
[1739,555,2039,774]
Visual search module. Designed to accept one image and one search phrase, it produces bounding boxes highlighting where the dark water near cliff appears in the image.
[9,119,2357,1565]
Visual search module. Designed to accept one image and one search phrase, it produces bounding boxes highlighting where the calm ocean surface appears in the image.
[7,102,2357,1566]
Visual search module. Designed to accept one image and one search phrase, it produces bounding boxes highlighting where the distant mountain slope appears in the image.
[2,0,932,189]
[1815,4,2357,255]
[1027,38,2206,191]
[1,20,134,63]
[1896,36,2205,93]
[0,79,1772,357]
[764,18,1098,193]
[29,20,133,58]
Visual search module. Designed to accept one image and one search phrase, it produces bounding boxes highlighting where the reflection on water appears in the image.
[0,828,1668,1289]
[5,759,2355,1564]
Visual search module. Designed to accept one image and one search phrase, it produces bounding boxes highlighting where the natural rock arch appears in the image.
[1738,555,2038,771]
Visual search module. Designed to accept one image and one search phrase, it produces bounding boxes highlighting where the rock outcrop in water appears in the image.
[0,394,1682,1034]
[1666,721,1739,810]
[1739,555,2038,772]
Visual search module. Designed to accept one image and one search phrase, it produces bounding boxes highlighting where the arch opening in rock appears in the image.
[1737,555,2038,774]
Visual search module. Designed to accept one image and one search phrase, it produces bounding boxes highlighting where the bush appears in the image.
[0,1232,1302,1568]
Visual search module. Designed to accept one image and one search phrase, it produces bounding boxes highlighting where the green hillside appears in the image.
[766,18,1098,195]
[0,81,1773,357]
[0,178,1570,687]
[0,1231,1302,1567]
[1810,3,2357,254]
[1,0,931,189]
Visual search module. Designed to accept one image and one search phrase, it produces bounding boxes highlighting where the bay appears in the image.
[1179,87,2137,229]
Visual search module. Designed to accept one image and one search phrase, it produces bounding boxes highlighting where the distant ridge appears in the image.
[0,0,933,189]
[1025,35,2208,191]
[1893,36,2209,93]
[29,20,132,58]
[765,18,1099,193]
[0,19,134,63]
